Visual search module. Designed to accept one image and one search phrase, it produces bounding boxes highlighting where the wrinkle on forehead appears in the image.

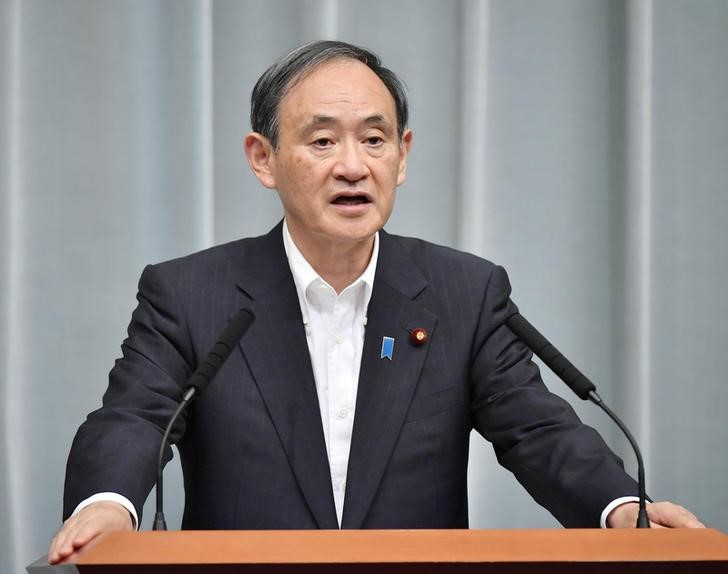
[279,60,398,136]
[302,113,393,132]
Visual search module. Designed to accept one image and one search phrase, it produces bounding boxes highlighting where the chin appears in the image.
[328,220,382,242]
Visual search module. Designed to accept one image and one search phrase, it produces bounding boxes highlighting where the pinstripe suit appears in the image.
[63,222,638,529]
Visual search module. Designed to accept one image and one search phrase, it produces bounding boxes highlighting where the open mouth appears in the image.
[331,195,371,206]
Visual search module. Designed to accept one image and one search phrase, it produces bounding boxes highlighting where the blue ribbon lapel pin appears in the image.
[380,336,395,360]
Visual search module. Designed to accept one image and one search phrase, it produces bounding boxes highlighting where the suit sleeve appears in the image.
[469,265,639,527]
[62,263,195,523]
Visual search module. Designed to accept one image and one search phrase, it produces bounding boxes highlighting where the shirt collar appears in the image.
[282,219,379,322]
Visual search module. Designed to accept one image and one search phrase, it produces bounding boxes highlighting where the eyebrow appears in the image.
[303,114,394,133]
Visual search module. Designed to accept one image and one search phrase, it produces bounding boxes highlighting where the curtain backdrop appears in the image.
[2,0,727,571]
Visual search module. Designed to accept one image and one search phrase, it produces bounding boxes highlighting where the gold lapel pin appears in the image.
[408,327,428,346]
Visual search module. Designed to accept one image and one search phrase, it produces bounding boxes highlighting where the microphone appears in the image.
[506,312,650,528]
[152,307,255,530]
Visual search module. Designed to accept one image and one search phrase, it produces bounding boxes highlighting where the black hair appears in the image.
[250,40,408,149]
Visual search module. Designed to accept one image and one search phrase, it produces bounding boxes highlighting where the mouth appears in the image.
[330,193,372,206]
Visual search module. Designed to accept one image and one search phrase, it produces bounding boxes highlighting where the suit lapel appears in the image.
[235,223,338,529]
[341,232,437,528]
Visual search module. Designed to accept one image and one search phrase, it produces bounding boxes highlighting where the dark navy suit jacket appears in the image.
[63,222,638,529]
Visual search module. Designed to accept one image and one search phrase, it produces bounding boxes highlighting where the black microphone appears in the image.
[152,307,255,530]
[506,312,650,528]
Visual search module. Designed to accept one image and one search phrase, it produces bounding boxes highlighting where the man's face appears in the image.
[251,58,412,254]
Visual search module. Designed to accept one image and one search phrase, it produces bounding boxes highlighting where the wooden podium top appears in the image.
[31,528,728,573]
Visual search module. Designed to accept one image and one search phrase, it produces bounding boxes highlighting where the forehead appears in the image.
[278,59,397,127]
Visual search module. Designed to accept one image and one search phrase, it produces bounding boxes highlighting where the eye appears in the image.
[364,136,384,146]
[313,137,334,148]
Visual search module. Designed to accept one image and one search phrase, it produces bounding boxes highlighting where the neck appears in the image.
[288,228,375,294]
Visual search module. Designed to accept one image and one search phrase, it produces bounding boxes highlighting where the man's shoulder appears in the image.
[148,226,282,275]
[382,231,498,273]
[378,231,511,314]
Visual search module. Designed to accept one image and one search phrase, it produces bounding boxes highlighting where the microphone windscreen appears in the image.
[186,308,255,395]
[506,313,595,400]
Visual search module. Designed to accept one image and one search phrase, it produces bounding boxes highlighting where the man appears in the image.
[49,40,702,564]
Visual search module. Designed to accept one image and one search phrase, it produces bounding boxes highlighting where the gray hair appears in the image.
[250,40,409,150]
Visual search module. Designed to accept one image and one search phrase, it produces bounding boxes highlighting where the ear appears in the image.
[396,129,413,186]
[244,132,277,189]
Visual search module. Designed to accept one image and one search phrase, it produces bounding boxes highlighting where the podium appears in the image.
[28,529,728,573]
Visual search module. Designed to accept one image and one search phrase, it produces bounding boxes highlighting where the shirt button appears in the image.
[335,334,343,344]
[338,407,349,419]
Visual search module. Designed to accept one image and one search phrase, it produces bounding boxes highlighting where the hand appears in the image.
[48,501,134,564]
[607,501,705,529]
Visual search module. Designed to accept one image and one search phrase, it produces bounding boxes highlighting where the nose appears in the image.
[332,139,369,182]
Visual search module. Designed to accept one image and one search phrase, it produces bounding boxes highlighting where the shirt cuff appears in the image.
[72,492,139,530]
[600,496,641,528]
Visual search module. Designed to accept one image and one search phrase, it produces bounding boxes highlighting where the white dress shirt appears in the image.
[282,220,378,526]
